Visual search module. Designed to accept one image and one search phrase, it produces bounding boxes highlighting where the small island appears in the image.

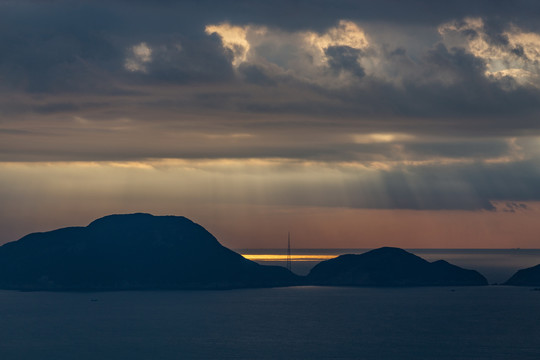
[307,247,488,286]
[504,264,540,286]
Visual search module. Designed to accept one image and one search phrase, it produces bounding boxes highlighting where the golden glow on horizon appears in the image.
[242,254,338,261]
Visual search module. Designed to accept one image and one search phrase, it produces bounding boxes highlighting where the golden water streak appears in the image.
[242,254,337,261]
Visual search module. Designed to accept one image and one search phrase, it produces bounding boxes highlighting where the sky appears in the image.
[2,0,540,248]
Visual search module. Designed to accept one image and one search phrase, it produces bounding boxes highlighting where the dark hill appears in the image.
[504,264,540,286]
[307,247,488,286]
[0,213,299,291]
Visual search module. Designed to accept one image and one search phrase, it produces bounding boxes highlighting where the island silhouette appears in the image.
[0,213,495,290]
[504,264,540,286]
[308,247,488,286]
[0,213,299,290]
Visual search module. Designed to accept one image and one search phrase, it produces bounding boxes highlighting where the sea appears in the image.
[1,249,539,359]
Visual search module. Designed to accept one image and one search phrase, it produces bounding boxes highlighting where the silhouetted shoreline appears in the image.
[0,214,537,291]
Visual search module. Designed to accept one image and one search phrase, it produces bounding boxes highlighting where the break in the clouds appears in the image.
[2,0,540,212]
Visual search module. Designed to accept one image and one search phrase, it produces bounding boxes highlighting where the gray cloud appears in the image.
[325,46,365,78]
[2,1,540,211]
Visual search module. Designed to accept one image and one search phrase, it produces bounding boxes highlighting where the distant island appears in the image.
[504,264,540,286]
[307,247,488,286]
[0,213,493,290]
[0,213,299,290]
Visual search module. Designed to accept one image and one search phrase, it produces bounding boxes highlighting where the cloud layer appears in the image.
[2,0,540,211]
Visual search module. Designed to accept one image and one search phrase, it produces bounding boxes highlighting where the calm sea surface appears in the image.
[1,249,540,359]
[1,287,540,359]
[239,248,540,284]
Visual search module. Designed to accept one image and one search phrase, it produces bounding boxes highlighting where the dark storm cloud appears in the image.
[237,64,277,86]
[451,16,532,60]
[105,0,540,31]
[0,3,123,93]
[325,46,366,78]
[2,0,540,211]
[405,140,511,159]
[0,1,537,107]
[127,35,235,85]
[0,0,537,92]
[0,1,237,93]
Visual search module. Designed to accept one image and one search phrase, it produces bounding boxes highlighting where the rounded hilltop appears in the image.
[307,247,488,286]
[0,213,299,291]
